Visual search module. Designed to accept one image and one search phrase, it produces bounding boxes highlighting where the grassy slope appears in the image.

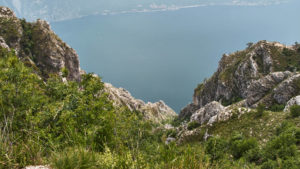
[209,110,300,144]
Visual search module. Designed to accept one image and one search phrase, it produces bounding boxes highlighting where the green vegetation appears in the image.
[20,19,35,60]
[1,35,300,168]
[255,103,266,118]
[0,17,21,45]
[269,46,300,72]
[269,104,285,112]
[221,96,243,106]
[187,121,201,130]
[290,105,300,117]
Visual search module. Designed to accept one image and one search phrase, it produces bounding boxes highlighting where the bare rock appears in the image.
[31,19,81,81]
[165,137,176,145]
[0,7,22,52]
[0,7,81,81]
[246,71,292,106]
[273,74,300,104]
[284,96,300,112]
[190,101,225,125]
[0,36,9,49]
[104,83,177,123]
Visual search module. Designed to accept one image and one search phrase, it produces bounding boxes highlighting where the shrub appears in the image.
[290,105,300,117]
[187,121,201,130]
[50,148,99,169]
[282,157,300,169]
[61,67,69,78]
[264,133,297,160]
[166,129,177,138]
[276,122,294,136]
[269,104,285,112]
[255,103,265,118]
[229,133,258,159]
[244,147,263,164]
[261,160,278,169]
[205,136,228,161]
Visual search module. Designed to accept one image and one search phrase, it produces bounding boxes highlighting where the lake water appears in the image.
[51,1,300,113]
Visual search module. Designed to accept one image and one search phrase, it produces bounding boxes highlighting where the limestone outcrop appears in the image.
[284,95,300,112]
[104,83,177,123]
[0,6,81,81]
[180,41,300,120]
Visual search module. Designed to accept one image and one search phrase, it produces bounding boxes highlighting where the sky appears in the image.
[0,0,290,21]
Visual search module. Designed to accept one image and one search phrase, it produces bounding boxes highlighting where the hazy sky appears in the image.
[0,0,290,21]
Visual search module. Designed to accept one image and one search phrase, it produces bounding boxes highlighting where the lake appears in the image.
[51,1,300,112]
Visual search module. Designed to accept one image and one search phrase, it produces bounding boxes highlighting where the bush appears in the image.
[229,133,258,159]
[264,133,297,160]
[205,137,228,161]
[290,105,300,117]
[276,122,295,136]
[261,160,278,169]
[187,121,201,130]
[269,104,285,112]
[282,157,300,169]
[51,148,99,169]
[244,147,263,164]
[255,103,265,118]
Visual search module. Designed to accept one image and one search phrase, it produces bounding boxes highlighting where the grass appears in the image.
[207,109,300,144]
[269,45,300,72]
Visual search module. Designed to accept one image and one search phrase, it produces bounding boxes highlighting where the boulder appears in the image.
[190,101,225,125]
[284,96,300,112]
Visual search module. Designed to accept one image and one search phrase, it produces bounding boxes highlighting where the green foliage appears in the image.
[205,136,228,161]
[290,105,300,117]
[0,17,21,45]
[51,148,99,169]
[222,96,243,106]
[261,160,278,169]
[0,45,300,168]
[269,104,285,112]
[187,121,200,130]
[269,46,300,72]
[255,103,265,118]
[229,133,258,159]
[20,19,35,59]
[61,67,69,78]
[264,131,298,161]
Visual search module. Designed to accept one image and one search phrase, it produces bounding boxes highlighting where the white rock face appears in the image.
[0,6,17,18]
[284,96,300,112]
[104,83,177,123]
[190,101,225,125]
[0,36,9,49]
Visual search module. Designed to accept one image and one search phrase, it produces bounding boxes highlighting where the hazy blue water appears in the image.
[51,1,300,113]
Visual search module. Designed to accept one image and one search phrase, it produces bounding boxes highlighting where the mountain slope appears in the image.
[180,41,300,120]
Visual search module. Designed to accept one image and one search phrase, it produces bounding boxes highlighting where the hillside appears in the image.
[0,6,299,169]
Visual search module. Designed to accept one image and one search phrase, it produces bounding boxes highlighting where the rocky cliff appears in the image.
[104,83,177,123]
[180,41,300,121]
[0,6,176,123]
[0,7,81,81]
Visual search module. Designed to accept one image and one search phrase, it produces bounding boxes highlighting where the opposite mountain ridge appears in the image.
[179,40,300,122]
